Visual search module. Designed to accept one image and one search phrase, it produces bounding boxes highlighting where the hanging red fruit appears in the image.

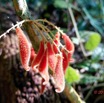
[53,32,60,54]
[47,42,57,73]
[62,34,74,62]
[31,41,45,72]
[16,27,31,71]
[53,53,65,93]
[39,48,49,85]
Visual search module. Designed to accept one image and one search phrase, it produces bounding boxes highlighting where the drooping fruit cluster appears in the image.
[15,27,74,93]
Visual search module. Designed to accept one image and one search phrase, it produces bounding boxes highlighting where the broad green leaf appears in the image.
[65,66,80,83]
[54,0,68,8]
[85,32,101,51]
[54,0,80,11]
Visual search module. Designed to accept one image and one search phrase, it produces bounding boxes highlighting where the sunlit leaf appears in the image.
[54,0,67,8]
[54,0,80,11]
[85,32,101,51]
[65,66,80,83]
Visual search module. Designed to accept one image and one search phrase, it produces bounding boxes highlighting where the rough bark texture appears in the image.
[0,34,18,103]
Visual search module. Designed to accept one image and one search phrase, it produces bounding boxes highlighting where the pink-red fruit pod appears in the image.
[16,27,31,71]
[54,53,65,93]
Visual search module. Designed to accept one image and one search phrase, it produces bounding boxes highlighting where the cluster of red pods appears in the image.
[15,27,74,93]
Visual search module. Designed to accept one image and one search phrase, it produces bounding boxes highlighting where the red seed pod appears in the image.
[47,42,57,73]
[15,27,31,71]
[61,49,69,73]
[53,32,60,54]
[30,47,36,65]
[53,32,60,53]
[62,34,74,62]
[53,39,58,53]
[31,41,45,72]
[54,53,65,93]
[39,48,49,85]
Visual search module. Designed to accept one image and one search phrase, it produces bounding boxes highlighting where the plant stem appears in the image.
[83,82,104,92]
[68,7,88,57]
[12,0,40,51]
[64,84,85,103]
[0,20,26,39]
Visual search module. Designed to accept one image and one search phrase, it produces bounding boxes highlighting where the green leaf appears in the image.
[91,44,104,61]
[80,74,99,84]
[83,8,104,35]
[85,32,101,51]
[71,37,79,45]
[54,0,68,8]
[65,66,80,83]
[54,0,80,11]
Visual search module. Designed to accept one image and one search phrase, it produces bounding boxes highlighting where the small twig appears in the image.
[36,19,72,53]
[84,86,94,101]
[0,20,26,39]
[68,7,88,57]
[35,21,55,38]
[34,21,61,53]
[33,23,47,42]
[36,19,64,34]
[82,83,104,92]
